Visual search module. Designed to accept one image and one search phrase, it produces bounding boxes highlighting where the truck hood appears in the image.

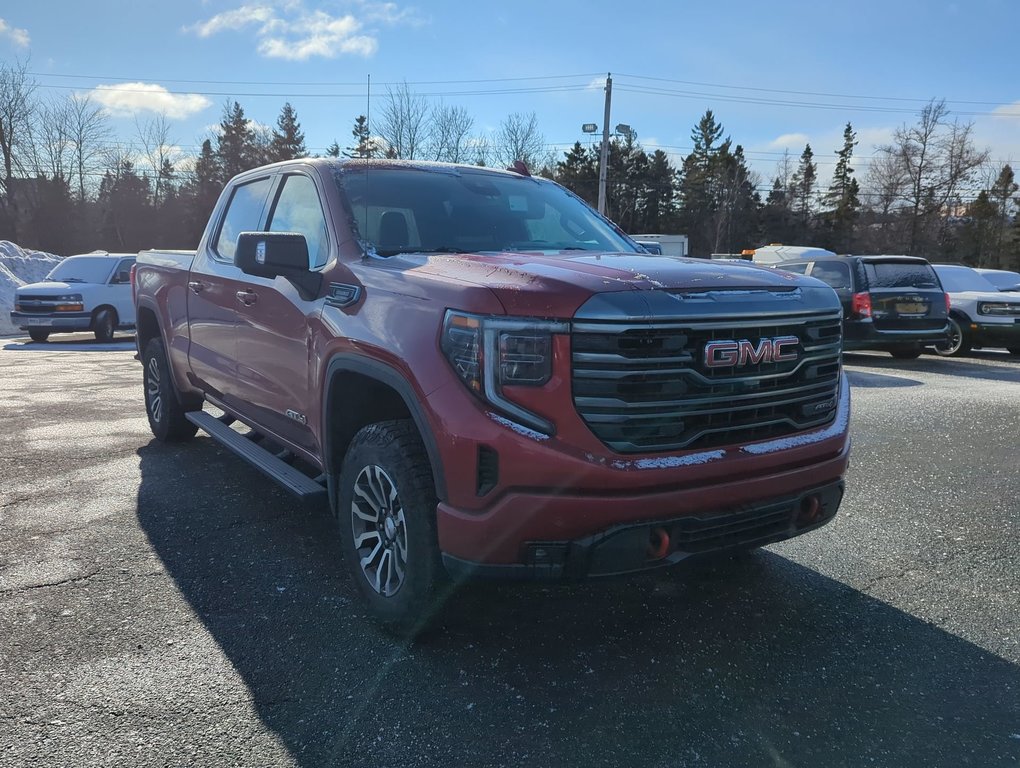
[949,290,1020,304]
[403,251,810,316]
[16,281,97,295]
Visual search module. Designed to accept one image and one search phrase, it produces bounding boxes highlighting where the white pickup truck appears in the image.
[10,252,136,342]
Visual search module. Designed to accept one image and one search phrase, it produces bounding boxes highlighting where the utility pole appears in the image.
[597,73,612,216]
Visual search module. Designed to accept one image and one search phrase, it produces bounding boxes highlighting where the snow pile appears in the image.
[0,241,63,336]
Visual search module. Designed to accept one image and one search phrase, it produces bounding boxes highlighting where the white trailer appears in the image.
[629,234,689,258]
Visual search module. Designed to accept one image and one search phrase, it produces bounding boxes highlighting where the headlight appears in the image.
[978,301,1020,316]
[440,310,567,434]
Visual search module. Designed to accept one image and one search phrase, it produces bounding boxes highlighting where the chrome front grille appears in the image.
[571,312,842,453]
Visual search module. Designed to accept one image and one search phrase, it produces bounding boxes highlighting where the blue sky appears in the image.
[2,0,1019,191]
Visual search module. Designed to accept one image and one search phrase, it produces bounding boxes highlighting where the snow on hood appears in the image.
[0,241,63,336]
[950,290,1020,304]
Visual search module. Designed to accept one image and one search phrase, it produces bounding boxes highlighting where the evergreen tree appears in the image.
[958,191,998,264]
[678,110,730,254]
[216,101,257,182]
[325,141,342,158]
[347,115,376,158]
[822,124,861,252]
[988,164,1017,265]
[555,142,598,205]
[186,139,221,245]
[97,160,153,250]
[268,102,307,163]
[789,143,817,237]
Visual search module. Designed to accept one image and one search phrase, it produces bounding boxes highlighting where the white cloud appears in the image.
[90,83,212,119]
[185,1,416,60]
[0,18,30,47]
[767,132,810,150]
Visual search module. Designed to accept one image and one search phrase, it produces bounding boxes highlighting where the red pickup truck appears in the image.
[134,158,851,632]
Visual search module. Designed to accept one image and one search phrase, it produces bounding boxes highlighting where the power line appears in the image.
[614,72,1012,108]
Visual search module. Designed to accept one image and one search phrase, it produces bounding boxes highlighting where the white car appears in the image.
[10,252,136,343]
[932,264,1020,357]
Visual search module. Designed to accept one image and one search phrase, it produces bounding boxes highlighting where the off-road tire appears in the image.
[337,419,443,637]
[143,337,198,442]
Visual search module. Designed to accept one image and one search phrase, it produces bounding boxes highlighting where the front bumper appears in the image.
[434,373,852,574]
[970,319,1020,348]
[10,311,92,331]
[443,479,845,580]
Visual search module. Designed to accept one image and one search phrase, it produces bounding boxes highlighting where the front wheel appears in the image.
[934,317,971,357]
[337,420,443,636]
[142,337,198,442]
[93,309,116,342]
[28,329,50,342]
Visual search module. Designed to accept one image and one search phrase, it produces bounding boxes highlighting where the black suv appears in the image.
[777,255,950,359]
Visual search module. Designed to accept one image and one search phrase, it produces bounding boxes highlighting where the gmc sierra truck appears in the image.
[134,158,851,632]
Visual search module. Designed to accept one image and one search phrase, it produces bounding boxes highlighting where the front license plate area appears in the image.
[26,318,52,326]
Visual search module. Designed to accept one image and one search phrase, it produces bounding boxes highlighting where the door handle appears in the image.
[235,289,258,307]
[188,281,206,294]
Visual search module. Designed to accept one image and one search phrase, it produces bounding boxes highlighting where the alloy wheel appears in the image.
[146,356,163,424]
[350,465,408,597]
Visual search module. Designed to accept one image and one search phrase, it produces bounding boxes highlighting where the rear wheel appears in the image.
[28,329,50,342]
[934,317,971,357]
[93,308,116,342]
[337,420,443,636]
[143,337,198,442]
[889,345,922,360]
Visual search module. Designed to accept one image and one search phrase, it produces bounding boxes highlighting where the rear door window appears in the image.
[808,261,852,290]
[779,262,809,274]
[865,262,940,289]
[214,177,274,262]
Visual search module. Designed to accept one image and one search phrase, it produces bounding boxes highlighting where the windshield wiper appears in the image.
[376,246,474,256]
[57,277,85,283]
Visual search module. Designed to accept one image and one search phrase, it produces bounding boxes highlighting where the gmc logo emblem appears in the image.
[704,335,800,368]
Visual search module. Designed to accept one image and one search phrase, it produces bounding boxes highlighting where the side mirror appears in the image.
[235,231,309,278]
[113,270,131,284]
[234,231,322,300]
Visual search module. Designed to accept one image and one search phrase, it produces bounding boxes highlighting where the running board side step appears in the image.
[187,411,328,507]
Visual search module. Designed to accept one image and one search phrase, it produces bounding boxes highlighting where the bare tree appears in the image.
[135,114,179,206]
[377,81,431,160]
[36,96,76,183]
[494,112,545,170]
[874,99,988,255]
[0,60,37,237]
[427,103,473,163]
[68,93,113,201]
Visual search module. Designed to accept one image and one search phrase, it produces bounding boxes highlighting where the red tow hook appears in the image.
[648,527,671,560]
[797,495,821,527]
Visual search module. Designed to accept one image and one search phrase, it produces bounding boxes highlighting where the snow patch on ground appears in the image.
[0,241,63,336]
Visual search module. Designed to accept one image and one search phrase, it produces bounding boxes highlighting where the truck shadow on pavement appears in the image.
[136,440,1020,768]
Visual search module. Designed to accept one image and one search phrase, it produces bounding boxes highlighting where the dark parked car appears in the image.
[776,255,949,359]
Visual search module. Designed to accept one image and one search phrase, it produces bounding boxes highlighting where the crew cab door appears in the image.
[232,172,330,455]
[187,174,274,409]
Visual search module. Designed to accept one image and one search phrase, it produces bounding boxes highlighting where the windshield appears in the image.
[933,265,998,293]
[44,255,116,284]
[864,261,940,289]
[336,166,638,256]
[978,270,1020,290]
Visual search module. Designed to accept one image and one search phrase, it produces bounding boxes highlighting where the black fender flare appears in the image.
[322,354,447,506]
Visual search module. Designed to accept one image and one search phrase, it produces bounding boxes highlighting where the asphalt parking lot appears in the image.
[1,334,1018,767]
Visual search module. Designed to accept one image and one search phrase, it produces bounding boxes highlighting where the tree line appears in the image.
[1,61,1016,269]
